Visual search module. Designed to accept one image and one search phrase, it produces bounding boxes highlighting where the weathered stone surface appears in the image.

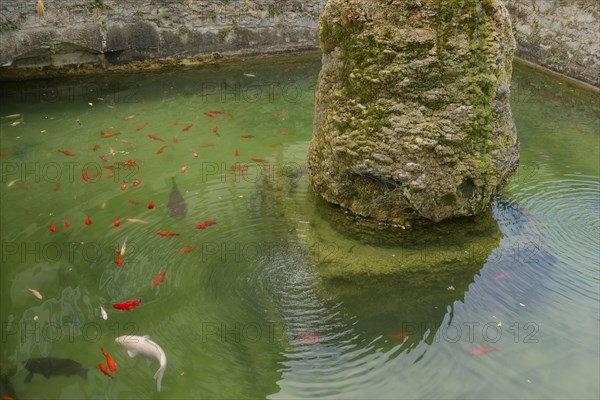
[307,0,519,226]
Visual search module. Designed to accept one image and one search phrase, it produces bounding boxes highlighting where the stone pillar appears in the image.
[308,0,519,226]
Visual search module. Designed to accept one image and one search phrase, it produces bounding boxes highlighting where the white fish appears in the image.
[243,73,255,77]
[7,179,18,188]
[1,114,21,119]
[27,288,43,300]
[10,121,22,126]
[126,218,149,224]
[115,335,167,392]
[119,237,127,256]
[100,305,108,320]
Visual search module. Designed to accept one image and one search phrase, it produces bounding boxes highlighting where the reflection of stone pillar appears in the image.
[308,0,519,226]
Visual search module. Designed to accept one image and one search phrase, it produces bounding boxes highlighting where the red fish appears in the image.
[470,347,497,356]
[173,136,179,144]
[107,173,114,179]
[279,131,291,136]
[212,126,218,133]
[241,135,254,139]
[275,112,283,117]
[100,131,120,139]
[100,348,117,372]
[114,216,121,227]
[85,216,92,225]
[156,145,167,154]
[92,144,100,151]
[148,202,154,209]
[121,182,126,191]
[135,123,146,131]
[203,112,215,118]
[82,168,89,182]
[251,157,267,163]
[54,181,61,191]
[235,149,239,157]
[196,221,217,229]
[199,143,215,148]
[148,134,165,142]
[495,273,508,280]
[63,219,70,229]
[209,110,224,115]
[58,149,76,157]
[100,155,109,162]
[139,99,146,107]
[98,363,114,380]
[103,165,117,170]
[115,252,123,267]
[128,198,139,205]
[132,179,140,187]
[50,223,57,232]
[182,124,193,132]
[154,272,166,286]
[286,65,297,71]
[179,246,194,253]
[181,165,188,173]
[157,231,179,236]
[113,299,141,311]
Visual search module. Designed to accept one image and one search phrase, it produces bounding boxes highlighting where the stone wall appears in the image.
[0,0,597,86]
[504,0,599,87]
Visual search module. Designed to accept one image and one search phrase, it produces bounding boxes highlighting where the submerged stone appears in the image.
[308,0,519,225]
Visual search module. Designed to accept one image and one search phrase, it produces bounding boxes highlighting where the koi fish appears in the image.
[196,221,217,230]
[192,150,198,158]
[28,288,43,300]
[100,305,108,320]
[279,131,291,135]
[85,216,92,225]
[250,157,267,163]
[100,131,120,139]
[156,145,167,154]
[54,181,61,191]
[50,223,57,232]
[173,136,179,144]
[126,218,149,224]
[101,348,117,372]
[179,246,194,253]
[135,123,146,131]
[209,110,224,115]
[182,124,193,132]
[118,238,127,256]
[241,135,254,139]
[148,134,165,142]
[98,363,113,380]
[120,182,126,191]
[124,113,138,121]
[58,149,76,157]
[297,332,320,344]
[212,126,218,133]
[275,112,283,117]
[470,347,497,356]
[199,143,215,148]
[113,299,141,311]
[114,216,121,227]
[286,65,298,71]
[148,202,154,209]
[63,219,70,229]
[82,168,89,182]
[114,335,167,392]
[153,272,166,286]
[235,149,239,156]
[495,273,508,280]
[102,165,117,171]
[92,144,100,151]
[203,112,215,118]
[107,173,114,179]
[180,165,188,173]
[128,198,139,205]
[157,231,180,236]
[140,99,146,107]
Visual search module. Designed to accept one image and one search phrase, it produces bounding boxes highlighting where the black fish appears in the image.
[22,357,87,383]
[167,177,187,219]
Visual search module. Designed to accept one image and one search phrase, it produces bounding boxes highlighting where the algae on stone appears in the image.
[308,0,519,226]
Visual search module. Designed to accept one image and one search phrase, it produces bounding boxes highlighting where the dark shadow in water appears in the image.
[166,176,187,219]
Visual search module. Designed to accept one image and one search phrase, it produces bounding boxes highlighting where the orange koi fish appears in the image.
[250,157,267,163]
[63,219,70,229]
[203,112,214,118]
[92,144,100,151]
[98,363,114,380]
[209,110,224,115]
[128,198,139,205]
[135,123,146,131]
[182,124,193,132]
[212,126,218,133]
[82,168,89,182]
[133,179,140,186]
[173,136,179,144]
[103,165,117,170]
[180,165,188,173]
[275,112,283,117]
[199,143,215,148]
[179,246,194,253]
[148,134,165,141]
[113,298,141,311]
[50,223,57,232]
[121,182,126,191]
[241,135,254,139]
[114,216,121,227]
[470,347,497,356]
[107,173,114,179]
[156,145,167,154]
[235,149,239,157]
[101,348,117,372]
[148,201,155,209]
[54,181,61,191]
[157,231,179,236]
[139,99,146,107]
[85,216,92,225]
[154,272,166,286]
[58,149,76,157]
[100,131,120,139]
[100,155,109,162]
[196,221,217,230]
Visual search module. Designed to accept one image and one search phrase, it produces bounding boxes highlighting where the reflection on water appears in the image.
[0,57,599,399]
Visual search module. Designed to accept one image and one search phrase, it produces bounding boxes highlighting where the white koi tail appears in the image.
[154,363,166,392]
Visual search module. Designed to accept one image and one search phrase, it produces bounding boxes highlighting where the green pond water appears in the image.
[0,56,598,399]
